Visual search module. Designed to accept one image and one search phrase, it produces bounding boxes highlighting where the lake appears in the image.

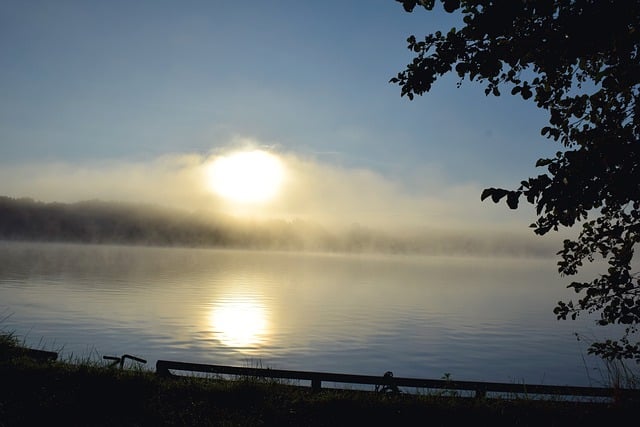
[0,241,612,387]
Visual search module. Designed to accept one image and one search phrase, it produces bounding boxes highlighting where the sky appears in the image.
[0,0,562,241]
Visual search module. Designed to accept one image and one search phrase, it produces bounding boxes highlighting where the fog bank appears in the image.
[0,146,561,256]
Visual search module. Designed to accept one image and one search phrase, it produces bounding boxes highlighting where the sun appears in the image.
[206,150,284,204]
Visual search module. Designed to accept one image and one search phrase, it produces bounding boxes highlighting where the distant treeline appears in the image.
[1,196,208,246]
[0,196,555,256]
[0,196,382,252]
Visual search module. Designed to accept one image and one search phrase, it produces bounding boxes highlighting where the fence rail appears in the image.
[155,359,640,400]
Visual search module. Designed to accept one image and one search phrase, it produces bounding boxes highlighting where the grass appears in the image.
[1,332,638,427]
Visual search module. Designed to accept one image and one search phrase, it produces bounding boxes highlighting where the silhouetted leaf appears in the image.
[443,0,460,13]
[480,188,508,203]
[506,192,519,209]
[399,0,417,12]
[490,189,507,203]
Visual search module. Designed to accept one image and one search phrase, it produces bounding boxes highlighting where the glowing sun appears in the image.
[206,150,284,203]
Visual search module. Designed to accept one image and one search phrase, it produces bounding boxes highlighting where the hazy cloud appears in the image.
[0,143,539,237]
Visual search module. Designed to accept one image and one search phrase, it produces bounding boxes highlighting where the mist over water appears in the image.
[0,241,612,387]
[0,194,561,259]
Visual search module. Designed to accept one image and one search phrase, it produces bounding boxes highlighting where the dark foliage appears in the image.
[392,0,640,360]
[0,196,229,247]
[0,196,375,252]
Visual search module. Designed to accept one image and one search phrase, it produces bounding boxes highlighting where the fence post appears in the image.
[311,375,322,392]
[156,360,172,377]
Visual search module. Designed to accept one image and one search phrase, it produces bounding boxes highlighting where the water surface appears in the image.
[0,241,610,386]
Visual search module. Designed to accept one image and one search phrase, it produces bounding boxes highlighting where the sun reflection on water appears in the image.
[209,296,270,351]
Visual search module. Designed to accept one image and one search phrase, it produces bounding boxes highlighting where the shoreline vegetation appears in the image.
[1,332,637,426]
[0,195,556,258]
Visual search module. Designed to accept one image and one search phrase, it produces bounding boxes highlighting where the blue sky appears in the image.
[0,0,559,235]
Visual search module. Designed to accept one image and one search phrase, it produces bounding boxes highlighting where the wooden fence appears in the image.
[155,359,640,401]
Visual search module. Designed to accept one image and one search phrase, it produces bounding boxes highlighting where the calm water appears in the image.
[0,241,611,386]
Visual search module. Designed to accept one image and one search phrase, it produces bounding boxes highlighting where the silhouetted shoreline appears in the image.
[0,196,556,257]
[0,333,635,427]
